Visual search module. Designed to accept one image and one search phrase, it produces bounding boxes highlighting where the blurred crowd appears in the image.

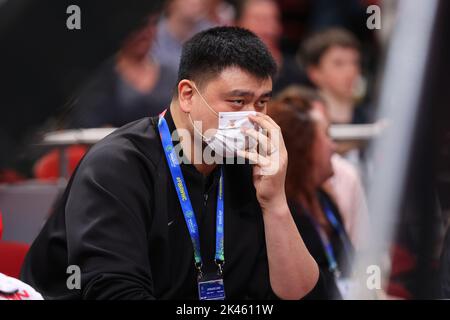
[0,0,385,179]
[59,0,376,129]
[30,0,380,179]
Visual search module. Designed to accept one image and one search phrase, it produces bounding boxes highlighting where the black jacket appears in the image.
[21,110,323,300]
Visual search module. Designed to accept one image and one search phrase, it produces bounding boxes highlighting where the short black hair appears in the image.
[176,26,277,92]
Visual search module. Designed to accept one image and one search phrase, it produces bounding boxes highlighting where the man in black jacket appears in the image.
[21,27,319,300]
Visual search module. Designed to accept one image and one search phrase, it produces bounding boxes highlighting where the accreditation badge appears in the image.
[197,273,226,300]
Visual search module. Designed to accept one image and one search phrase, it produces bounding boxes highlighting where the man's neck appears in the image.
[320,90,355,124]
[169,103,218,176]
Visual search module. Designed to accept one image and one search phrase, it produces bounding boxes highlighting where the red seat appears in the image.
[0,242,30,278]
[34,145,88,180]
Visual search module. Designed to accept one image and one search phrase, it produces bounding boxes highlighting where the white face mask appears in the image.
[189,84,259,157]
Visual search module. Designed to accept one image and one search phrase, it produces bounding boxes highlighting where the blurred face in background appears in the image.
[121,14,159,58]
[168,0,207,24]
[309,46,361,101]
[237,0,282,50]
[269,96,334,197]
[310,103,335,186]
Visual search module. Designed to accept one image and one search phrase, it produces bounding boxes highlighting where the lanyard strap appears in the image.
[307,213,339,275]
[321,198,354,261]
[158,114,225,275]
[308,196,353,277]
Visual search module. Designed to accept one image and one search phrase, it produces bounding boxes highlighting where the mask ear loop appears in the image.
[188,113,211,143]
[191,82,219,116]
[188,82,220,143]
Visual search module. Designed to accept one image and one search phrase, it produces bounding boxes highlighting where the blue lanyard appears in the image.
[322,199,353,259]
[158,113,225,277]
[306,197,351,276]
[307,212,339,275]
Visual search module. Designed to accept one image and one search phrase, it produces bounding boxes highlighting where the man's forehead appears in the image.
[212,67,273,94]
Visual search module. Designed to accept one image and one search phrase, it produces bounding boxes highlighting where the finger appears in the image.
[252,113,286,152]
[236,149,271,167]
[249,119,281,152]
[237,149,281,177]
[248,114,275,132]
[248,114,282,147]
[255,112,280,129]
[242,127,272,155]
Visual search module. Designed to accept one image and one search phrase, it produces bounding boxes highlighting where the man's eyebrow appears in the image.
[224,90,273,98]
[225,90,255,97]
[260,91,273,98]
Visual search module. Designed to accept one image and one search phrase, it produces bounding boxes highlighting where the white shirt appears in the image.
[0,273,43,300]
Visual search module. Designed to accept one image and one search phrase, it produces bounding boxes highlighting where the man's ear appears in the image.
[177,80,195,113]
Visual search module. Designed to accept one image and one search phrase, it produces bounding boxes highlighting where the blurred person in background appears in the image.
[68,13,176,129]
[151,0,215,75]
[276,86,369,250]
[205,0,236,26]
[263,0,379,60]
[0,0,166,172]
[40,13,175,181]
[268,93,355,299]
[235,0,307,94]
[306,0,380,82]
[307,0,378,37]
[325,154,369,251]
[301,28,371,125]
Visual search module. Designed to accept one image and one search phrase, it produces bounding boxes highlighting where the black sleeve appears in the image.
[65,141,155,299]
